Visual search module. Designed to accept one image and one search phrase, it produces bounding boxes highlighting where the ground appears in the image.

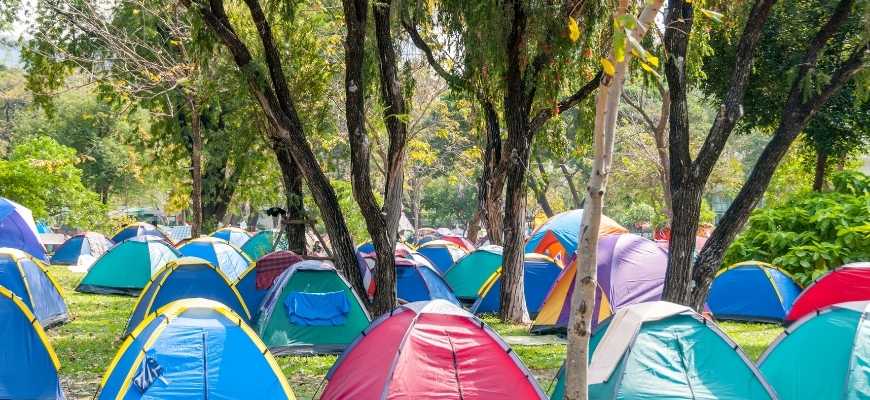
[46,266,782,399]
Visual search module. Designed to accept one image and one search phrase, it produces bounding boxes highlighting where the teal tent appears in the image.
[241,230,275,260]
[77,236,180,295]
[443,245,503,303]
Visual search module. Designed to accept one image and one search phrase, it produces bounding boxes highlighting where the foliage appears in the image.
[419,176,477,229]
[725,171,870,285]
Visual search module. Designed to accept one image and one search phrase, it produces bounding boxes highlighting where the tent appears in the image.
[0,197,47,261]
[50,231,113,269]
[525,209,627,265]
[234,250,305,316]
[211,226,252,248]
[396,255,459,304]
[0,286,64,399]
[241,230,275,260]
[443,245,504,303]
[76,236,180,295]
[760,301,870,399]
[321,300,547,399]
[256,260,371,355]
[177,236,252,281]
[707,261,802,323]
[533,233,667,333]
[110,222,170,244]
[416,239,468,273]
[96,299,294,399]
[471,253,562,316]
[439,235,475,251]
[0,248,68,328]
[786,262,870,324]
[356,240,414,256]
[124,257,250,336]
[550,301,775,399]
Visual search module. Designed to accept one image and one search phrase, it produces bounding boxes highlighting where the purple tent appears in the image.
[0,197,47,262]
[531,233,668,333]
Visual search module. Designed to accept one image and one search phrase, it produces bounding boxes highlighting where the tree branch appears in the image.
[528,70,603,134]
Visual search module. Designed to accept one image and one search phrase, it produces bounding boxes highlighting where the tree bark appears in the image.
[560,164,583,209]
[530,155,554,217]
[813,148,828,191]
[272,141,307,254]
[476,100,506,245]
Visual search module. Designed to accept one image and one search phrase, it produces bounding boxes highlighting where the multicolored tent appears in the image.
[234,250,305,318]
[0,285,64,399]
[76,236,179,295]
[786,262,870,324]
[241,230,275,260]
[256,260,371,355]
[525,209,628,265]
[110,222,170,244]
[396,255,459,304]
[0,197,47,261]
[707,261,802,323]
[416,239,468,273]
[321,300,547,400]
[439,235,475,251]
[532,233,668,333]
[550,302,775,399]
[211,227,252,248]
[96,299,294,399]
[471,254,562,316]
[0,248,68,328]
[177,236,252,281]
[124,257,250,336]
[760,301,870,399]
[443,245,504,303]
[50,231,113,268]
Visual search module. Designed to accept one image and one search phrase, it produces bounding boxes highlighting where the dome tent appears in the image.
[785,262,870,324]
[0,285,64,399]
[550,301,775,399]
[241,230,275,260]
[256,260,371,355]
[111,222,171,244]
[211,226,252,248]
[471,253,562,316]
[416,239,468,273]
[177,236,252,281]
[234,250,305,316]
[396,254,459,304]
[50,231,113,269]
[525,209,627,265]
[439,235,475,251]
[320,300,547,400]
[124,257,250,336]
[0,248,68,328]
[96,299,295,399]
[0,197,48,261]
[760,301,870,399]
[707,261,802,323]
[443,245,504,303]
[76,236,179,295]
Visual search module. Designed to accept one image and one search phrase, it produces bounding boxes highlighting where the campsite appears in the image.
[1,0,868,399]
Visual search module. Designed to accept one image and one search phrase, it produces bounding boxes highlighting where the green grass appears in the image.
[44,267,783,399]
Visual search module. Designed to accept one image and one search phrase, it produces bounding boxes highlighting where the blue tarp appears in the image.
[285,291,349,326]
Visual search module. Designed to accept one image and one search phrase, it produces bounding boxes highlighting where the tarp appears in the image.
[471,254,562,316]
[211,227,252,248]
[178,237,252,281]
[416,239,468,273]
[443,245,504,302]
[285,291,349,326]
[51,232,112,268]
[0,197,47,261]
[0,248,68,328]
[707,261,802,323]
[321,300,547,400]
[76,236,180,295]
[525,209,627,265]
[110,222,170,244]
[785,262,870,323]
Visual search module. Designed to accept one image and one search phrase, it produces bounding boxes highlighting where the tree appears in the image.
[661,0,868,309]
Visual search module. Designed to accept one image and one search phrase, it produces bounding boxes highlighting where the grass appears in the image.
[44,266,783,399]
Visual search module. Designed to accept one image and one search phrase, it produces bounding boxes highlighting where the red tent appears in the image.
[785,262,870,323]
[439,235,475,251]
[320,300,547,399]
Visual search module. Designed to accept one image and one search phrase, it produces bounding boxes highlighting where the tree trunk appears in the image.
[273,142,307,254]
[186,97,203,237]
[560,164,583,209]
[475,100,505,245]
[813,148,828,191]
[466,209,482,244]
[532,153,554,217]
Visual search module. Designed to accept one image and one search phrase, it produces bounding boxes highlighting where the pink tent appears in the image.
[320,300,547,400]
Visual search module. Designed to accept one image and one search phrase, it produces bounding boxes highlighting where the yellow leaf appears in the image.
[646,55,659,68]
[640,61,662,79]
[567,17,580,42]
[613,29,626,62]
[601,58,615,76]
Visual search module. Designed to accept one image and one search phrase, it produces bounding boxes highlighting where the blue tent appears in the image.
[111,222,171,244]
[178,237,252,281]
[125,257,250,336]
[396,254,459,304]
[50,232,113,267]
[97,299,295,399]
[0,285,64,399]
[0,197,47,261]
[211,227,252,248]
[0,248,68,328]
[707,261,802,323]
[471,254,562,316]
[416,240,468,274]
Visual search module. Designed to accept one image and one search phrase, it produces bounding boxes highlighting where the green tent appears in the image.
[256,260,371,355]
[241,231,275,261]
[551,301,775,399]
[76,236,180,295]
[443,245,503,303]
[759,301,870,399]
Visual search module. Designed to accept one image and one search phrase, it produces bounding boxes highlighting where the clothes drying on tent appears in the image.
[96,299,294,400]
[525,209,627,265]
[241,230,275,260]
[0,285,64,399]
[234,250,305,316]
[760,301,870,399]
[416,239,468,274]
[177,236,252,281]
[707,261,802,323]
[550,301,776,400]
[76,236,180,295]
[321,300,547,400]
[256,260,371,355]
[50,231,113,269]
[0,197,48,261]
[532,233,668,333]
[110,222,170,244]
[124,257,250,336]
[0,248,68,328]
[394,255,459,304]
[439,235,475,251]
[443,245,504,303]
[786,262,870,323]
[210,226,252,248]
[471,253,562,316]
